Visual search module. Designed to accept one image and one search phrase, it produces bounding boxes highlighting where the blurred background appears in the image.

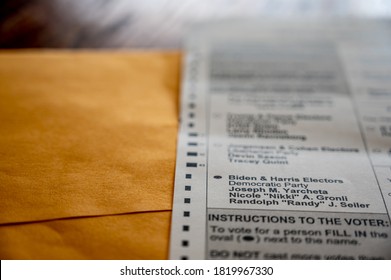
[1,0,391,49]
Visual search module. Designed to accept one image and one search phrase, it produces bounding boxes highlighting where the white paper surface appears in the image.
[170,20,391,260]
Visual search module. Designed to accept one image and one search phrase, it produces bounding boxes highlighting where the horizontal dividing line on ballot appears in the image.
[207,207,386,216]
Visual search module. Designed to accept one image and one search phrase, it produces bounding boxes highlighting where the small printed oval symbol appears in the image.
[242,235,255,242]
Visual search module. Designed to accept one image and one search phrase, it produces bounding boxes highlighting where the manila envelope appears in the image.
[0,51,181,259]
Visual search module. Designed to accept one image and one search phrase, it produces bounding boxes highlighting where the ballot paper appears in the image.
[170,20,391,260]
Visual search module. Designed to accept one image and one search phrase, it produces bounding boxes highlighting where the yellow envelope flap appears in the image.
[0,211,171,259]
[0,51,180,224]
